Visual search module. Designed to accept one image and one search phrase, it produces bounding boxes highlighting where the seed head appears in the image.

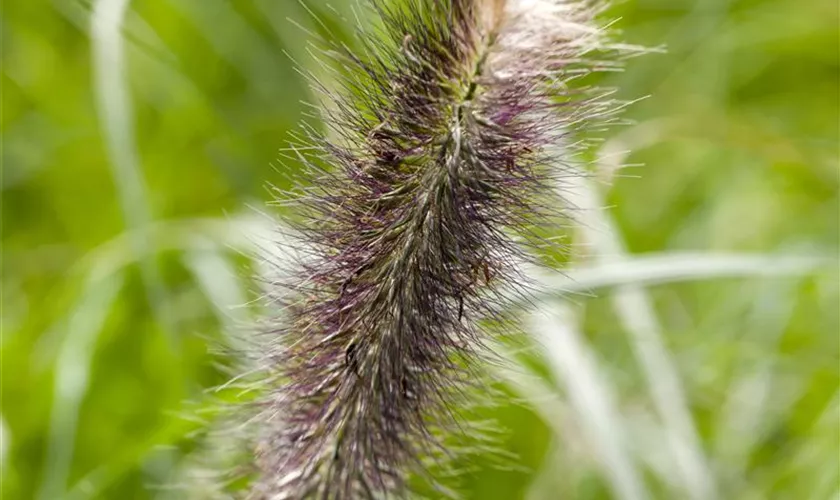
[239,1,628,498]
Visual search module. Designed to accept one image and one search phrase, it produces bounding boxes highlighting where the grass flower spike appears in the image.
[248,0,623,497]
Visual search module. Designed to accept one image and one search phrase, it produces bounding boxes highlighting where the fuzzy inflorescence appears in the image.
[247,0,621,498]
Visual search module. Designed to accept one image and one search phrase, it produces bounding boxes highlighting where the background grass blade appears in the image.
[90,0,173,340]
[561,172,718,500]
[529,304,649,500]
[37,273,125,500]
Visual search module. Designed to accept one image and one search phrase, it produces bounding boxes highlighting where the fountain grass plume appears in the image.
[244,0,628,497]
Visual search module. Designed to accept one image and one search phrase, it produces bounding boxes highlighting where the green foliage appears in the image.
[2,0,837,499]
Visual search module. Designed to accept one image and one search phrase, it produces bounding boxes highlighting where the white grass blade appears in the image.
[713,281,799,480]
[91,0,174,339]
[529,304,649,500]
[37,273,125,500]
[184,249,250,344]
[535,252,832,294]
[0,414,8,471]
[561,171,718,500]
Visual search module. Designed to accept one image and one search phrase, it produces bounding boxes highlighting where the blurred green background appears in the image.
[2,0,838,499]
